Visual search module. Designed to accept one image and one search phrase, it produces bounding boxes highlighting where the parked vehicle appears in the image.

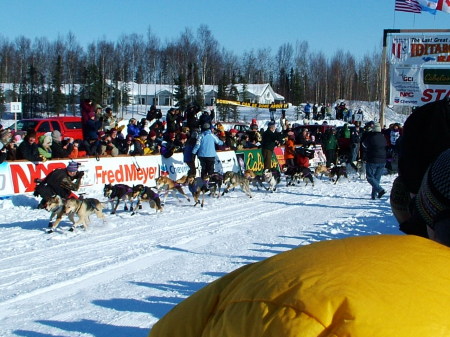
[9,116,83,140]
[219,122,251,134]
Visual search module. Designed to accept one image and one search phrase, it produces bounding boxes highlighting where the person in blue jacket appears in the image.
[192,123,223,179]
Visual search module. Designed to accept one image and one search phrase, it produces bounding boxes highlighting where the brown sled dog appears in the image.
[64,198,106,231]
[45,195,75,233]
[155,176,191,205]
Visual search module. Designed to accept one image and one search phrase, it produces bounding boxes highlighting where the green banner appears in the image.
[235,149,279,174]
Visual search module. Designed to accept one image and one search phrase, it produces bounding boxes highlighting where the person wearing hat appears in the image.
[225,129,239,151]
[261,121,284,171]
[362,122,387,200]
[133,129,151,155]
[247,124,262,146]
[102,107,116,131]
[192,123,224,179]
[160,132,179,158]
[391,98,450,237]
[146,130,160,154]
[407,148,450,246]
[37,134,53,161]
[34,161,84,208]
[127,118,141,138]
[50,130,74,159]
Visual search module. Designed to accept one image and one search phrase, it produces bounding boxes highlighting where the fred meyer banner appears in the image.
[390,34,450,106]
[216,99,289,109]
[0,151,239,198]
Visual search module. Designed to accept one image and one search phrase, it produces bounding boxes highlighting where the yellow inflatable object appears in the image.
[149,235,450,337]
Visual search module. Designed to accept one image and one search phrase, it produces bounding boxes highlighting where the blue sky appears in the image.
[1,0,450,60]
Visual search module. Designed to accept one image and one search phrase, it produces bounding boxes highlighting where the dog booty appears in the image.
[414,149,450,231]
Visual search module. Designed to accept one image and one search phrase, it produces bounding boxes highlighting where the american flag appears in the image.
[395,0,422,13]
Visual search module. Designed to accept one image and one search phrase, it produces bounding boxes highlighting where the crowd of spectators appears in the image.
[0,100,404,174]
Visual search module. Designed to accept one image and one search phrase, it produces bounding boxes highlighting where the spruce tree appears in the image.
[52,55,66,116]
[174,74,188,111]
[0,85,5,119]
[216,72,229,121]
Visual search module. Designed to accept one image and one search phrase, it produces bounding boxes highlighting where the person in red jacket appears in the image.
[283,131,296,169]
[80,98,95,139]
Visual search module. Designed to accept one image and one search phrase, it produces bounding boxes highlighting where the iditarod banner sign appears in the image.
[390,34,450,106]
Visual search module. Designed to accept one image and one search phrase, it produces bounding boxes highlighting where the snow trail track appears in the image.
[0,174,398,337]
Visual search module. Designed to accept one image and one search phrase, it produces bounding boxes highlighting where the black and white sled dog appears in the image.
[263,169,281,192]
[207,173,223,198]
[131,184,163,214]
[348,160,366,180]
[284,166,314,187]
[283,166,303,186]
[103,183,136,214]
[328,163,348,184]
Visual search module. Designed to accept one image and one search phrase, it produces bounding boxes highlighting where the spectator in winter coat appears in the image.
[362,123,387,200]
[183,133,197,176]
[37,135,52,161]
[390,98,450,238]
[349,124,362,165]
[146,105,162,123]
[109,128,126,154]
[146,130,160,154]
[50,130,74,159]
[80,98,95,139]
[0,142,7,164]
[322,128,338,168]
[185,104,200,131]
[192,123,223,179]
[82,112,102,157]
[17,131,42,162]
[160,132,178,158]
[127,118,141,138]
[166,108,180,133]
[198,109,215,129]
[284,132,296,169]
[304,102,311,119]
[261,121,285,170]
[124,135,142,156]
[225,129,239,151]
[247,124,262,145]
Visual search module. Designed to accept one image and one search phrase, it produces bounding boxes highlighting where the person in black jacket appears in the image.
[261,121,284,170]
[391,98,450,238]
[349,123,362,166]
[34,161,84,208]
[0,142,7,164]
[362,123,387,200]
[50,130,74,159]
[17,130,43,162]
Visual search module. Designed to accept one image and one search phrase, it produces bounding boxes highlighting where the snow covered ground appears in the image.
[0,101,407,337]
[0,173,400,337]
